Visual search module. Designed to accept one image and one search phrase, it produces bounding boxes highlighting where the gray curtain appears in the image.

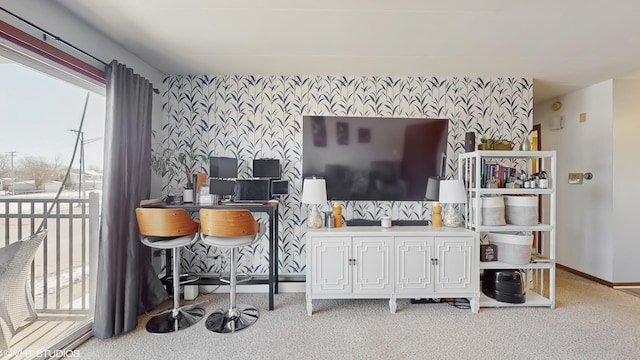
[93,60,168,339]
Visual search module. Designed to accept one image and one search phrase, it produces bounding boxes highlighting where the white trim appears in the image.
[44,322,93,359]
[0,40,105,95]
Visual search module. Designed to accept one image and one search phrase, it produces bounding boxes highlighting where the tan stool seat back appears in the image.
[136,208,199,237]
[199,209,261,248]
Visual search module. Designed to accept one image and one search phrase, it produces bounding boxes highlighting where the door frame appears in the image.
[532,124,543,254]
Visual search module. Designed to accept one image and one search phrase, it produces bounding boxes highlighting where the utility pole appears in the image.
[4,151,16,195]
[68,129,84,199]
[82,137,102,193]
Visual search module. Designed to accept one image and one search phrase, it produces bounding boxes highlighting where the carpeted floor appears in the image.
[76,270,640,360]
[619,288,640,298]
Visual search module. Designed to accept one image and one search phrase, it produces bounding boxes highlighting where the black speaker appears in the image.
[465,132,476,152]
[271,180,289,196]
[192,174,198,204]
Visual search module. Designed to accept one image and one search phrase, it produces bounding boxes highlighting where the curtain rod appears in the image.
[0,6,160,94]
[1,6,107,66]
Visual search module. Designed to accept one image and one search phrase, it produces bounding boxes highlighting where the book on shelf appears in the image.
[531,254,552,262]
[480,159,517,189]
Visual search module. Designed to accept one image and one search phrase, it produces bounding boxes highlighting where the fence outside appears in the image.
[0,192,100,315]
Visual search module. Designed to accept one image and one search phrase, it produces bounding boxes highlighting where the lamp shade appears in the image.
[438,179,466,204]
[301,178,327,204]
[425,176,440,201]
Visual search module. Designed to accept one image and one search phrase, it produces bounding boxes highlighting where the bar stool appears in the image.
[199,209,266,333]
[135,208,205,333]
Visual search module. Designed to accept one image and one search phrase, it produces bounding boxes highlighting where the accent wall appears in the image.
[162,75,532,275]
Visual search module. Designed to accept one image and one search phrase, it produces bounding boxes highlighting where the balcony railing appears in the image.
[0,192,100,315]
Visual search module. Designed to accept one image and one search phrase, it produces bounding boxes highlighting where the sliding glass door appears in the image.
[0,51,104,358]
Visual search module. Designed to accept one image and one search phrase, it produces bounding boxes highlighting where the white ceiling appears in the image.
[56,0,640,103]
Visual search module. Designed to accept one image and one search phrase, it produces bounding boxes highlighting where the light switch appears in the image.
[568,173,583,184]
[579,113,587,123]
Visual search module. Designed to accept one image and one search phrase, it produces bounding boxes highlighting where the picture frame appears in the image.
[337,122,349,145]
[358,128,371,143]
[311,117,327,147]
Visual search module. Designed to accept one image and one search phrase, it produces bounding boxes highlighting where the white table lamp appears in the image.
[302,178,327,229]
[438,179,466,227]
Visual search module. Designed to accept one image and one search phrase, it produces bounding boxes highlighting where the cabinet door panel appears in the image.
[311,237,351,294]
[395,237,433,294]
[435,237,473,292]
[353,237,393,293]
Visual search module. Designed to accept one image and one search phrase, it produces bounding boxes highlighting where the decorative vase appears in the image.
[431,202,443,227]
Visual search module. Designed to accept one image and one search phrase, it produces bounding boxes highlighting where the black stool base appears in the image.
[205,304,259,333]
[146,305,205,334]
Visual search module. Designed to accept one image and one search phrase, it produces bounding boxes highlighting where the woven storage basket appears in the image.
[472,196,506,226]
[504,195,538,225]
[487,232,533,265]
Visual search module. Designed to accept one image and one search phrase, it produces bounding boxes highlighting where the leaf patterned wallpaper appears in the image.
[162,75,532,275]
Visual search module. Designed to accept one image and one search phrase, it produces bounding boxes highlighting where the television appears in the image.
[302,116,448,201]
[209,156,238,178]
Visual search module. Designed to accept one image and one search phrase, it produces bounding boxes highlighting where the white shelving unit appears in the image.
[458,150,556,309]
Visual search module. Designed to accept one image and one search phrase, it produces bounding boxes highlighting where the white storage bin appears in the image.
[504,195,538,225]
[472,196,506,226]
[487,232,533,265]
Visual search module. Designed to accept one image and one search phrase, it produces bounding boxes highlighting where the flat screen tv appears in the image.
[302,116,448,201]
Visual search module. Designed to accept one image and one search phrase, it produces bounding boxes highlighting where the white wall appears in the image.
[534,80,614,282]
[535,79,640,283]
[611,79,640,283]
[2,0,165,196]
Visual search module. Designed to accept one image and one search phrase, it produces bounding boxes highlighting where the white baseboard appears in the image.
[199,282,305,294]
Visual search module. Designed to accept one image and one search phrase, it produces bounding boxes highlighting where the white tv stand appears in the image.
[305,226,480,315]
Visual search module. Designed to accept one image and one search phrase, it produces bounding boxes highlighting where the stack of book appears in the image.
[480,159,517,188]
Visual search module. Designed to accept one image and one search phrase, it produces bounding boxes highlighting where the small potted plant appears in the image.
[479,137,495,150]
[151,136,208,200]
[479,137,512,150]
[493,139,513,150]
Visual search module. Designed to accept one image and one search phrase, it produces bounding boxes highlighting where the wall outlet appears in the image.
[244,255,253,267]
